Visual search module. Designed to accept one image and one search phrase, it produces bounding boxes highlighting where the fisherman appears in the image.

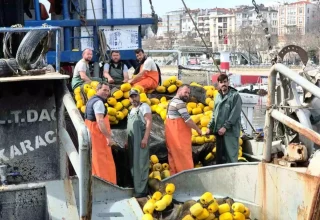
[103,50,129,84]
[84,82,117,184]
[165,85,202,174]
[125,89,152,197]
[206,74,242,164]
[128,48,159,92]
[71,48,102,90]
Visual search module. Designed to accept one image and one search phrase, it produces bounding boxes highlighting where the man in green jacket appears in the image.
[206,74,242,164]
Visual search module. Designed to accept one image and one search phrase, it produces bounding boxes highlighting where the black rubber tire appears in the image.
[0,58,19,77]
[16,30,48,70]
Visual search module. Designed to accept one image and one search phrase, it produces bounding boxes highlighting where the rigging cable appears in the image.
[180,0,221,74]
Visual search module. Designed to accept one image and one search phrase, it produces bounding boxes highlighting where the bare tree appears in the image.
[164,31,176,49]
[227,30,240,65]
[304,1,320,63]
[284,26,304,46]
[236,26,261,64]
[142,37,158,50]
[179,33,195,46]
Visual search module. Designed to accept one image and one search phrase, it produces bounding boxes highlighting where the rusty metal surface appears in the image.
[287,143,308,162]
[0,187,48,220]
[0,72,69,83]
[264,63,320,161]
[307,152,320,177]
[260,163,320,220]
[0,81,64,183]
[68,162,320,220]
[278,45,309,66]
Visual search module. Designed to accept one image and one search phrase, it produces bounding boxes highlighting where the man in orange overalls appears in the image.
[128,49,159,92]
[165,85,202,175]
[84,82,117,184]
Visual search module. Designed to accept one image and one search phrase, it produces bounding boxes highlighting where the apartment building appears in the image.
[158,9,185,37]
[181,9,200,37]
[235,6,278,34]
[209,12,236,50]
[278,1,318,41]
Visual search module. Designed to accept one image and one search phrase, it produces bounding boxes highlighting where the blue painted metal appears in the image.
[34,0,41,20]
[70,0,82,15]
[138,26,142,48]
[47,50,135,64]
[93,26,99,56]
[24,1,155,63]
[102,0,107,19]
[62,0,72,51]
[25,18,154,27]
[110,0,114,19]
[122,0,125,18]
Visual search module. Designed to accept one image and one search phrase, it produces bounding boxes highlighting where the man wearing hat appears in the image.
[125,89,152,197]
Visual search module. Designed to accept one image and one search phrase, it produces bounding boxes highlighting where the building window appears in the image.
[223,18,227,22]
[307,8,309,13]
[223,23,227,28]
[218,17,222,22]
[299,17,303,24]
[299,8,303,14]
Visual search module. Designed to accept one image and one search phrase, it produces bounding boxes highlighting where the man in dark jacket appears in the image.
[206,74,242,164]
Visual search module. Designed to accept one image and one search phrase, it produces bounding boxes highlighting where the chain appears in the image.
[252,0,260,14]
[148,0,159,35]
[149,0,155,16]
[252,0,278,64]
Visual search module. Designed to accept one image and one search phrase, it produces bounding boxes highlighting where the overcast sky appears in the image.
[141,0,285,16]
[40,0,292,18]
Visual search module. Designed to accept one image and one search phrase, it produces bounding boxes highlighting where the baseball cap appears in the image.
[129,89,139,97]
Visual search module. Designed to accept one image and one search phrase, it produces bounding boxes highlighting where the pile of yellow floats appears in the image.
[148,155,171,181]
[142,183,176,220]
[141,189,251,220]
[73,77,218,128]
[183,191,251,220]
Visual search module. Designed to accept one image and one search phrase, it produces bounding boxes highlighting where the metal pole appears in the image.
[263,66,276,162]
[62,86,91,220]
[34,0,41,21]
[56,29,61,72]
[272,64,320,100]
[271,109,320,146]
[58,128,80,176]
[102,0,107,19]
[241,109,256,133]
[264,63,320,162]
[177,51,181,80]
[62,0,72,51]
